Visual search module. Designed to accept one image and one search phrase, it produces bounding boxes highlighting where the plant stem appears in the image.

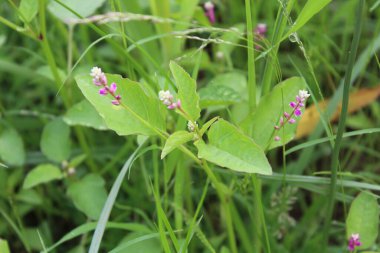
[202,161,238,253]
[322,0,364,249]
[245,0,257,113]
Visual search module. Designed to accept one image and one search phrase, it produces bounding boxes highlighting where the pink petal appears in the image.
[289,118,296,124]
[289,102,297,108]
[109,82,117,93]
[294,109,302,116]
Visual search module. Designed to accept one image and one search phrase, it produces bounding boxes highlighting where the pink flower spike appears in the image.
[289,118,296,124]
[274,136,280,141]
[204,2,215,23]
[294,109,302,117]
[109,82,117,93]
[348,233,361,252]
[99,87,108,95]
[254,23,267,36]
[289,101,297,108]
[284,112,290,118]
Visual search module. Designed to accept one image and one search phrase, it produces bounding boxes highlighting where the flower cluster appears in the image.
[254,23,267,49]
[90,67,121,105]
[158,90,181,110]
[274,89,310,141]
[187,121,198,132]
[348,233,361,252]
[254,23,267,37]
[204,1,215,24]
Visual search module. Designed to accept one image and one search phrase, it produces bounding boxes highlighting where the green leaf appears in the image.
[48,0,106,22]
[16,189,43,205]
[76,74,166,136]
[0,125,25,166]
[67,174,107,220]
[40,118,71,162]
[64,100,107,130]
[45,222,151,253]
[195,119,271,175]
[346,191,379,249]
[0,239,10,253]
[284,0,332,39]
[161,131,194,159]
[23,164,63,189]
[200,117,219,136]
[169,61,201,121]
[199,72,246,108]
[241,77,307,150]
[18,0,38,22]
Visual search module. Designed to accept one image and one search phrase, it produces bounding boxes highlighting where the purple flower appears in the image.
[284,112,290,118]
[290,101,297,108]
[348,233,361,252]
[288,118,296,124]
[294,109,302,117]
[204,2,215,24]
[99,87,108,95]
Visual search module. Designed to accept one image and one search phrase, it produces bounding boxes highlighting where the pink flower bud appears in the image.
[294,109,302,116]
[274,126,280,130]
[99,87,108,95]
[274,136,280,141]
[109,82,117,93]
[289,118,296,124]
[289,102,297,108]
[112,100,120,105]
[176,99,181,109]
[284,112,290,118]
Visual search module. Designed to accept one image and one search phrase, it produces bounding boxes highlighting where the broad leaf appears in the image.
[19,0,38,22]
[199,72,246,108]
[169,61,201,121]
[241,77,307,150]
[41,118,71,162]
[67,174,107,220]
[195,119,271,175]
[284,0,332,39]
[64,100,107,130]
[23,164,63,189]
[346,191,379,249]
[0,125,25,166]
[48,0,106,22]
[161,131,194,159]
[76,74,166,136]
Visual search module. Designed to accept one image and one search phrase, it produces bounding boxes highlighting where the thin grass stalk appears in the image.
[322,0,364,249]
[245,0,257,112]
[261,0,295,95]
